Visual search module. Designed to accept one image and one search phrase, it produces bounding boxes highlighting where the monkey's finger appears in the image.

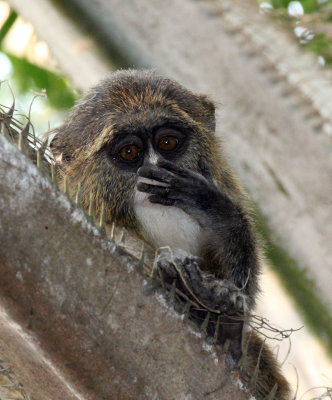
[148,195,175,206]
[137,182,170,195]
[158,160,210,190]
[142,185,193,206]
[148,194,191,210]
[138,165,174,184]
[139,181,204,214]
[157,160,195,179]
[198,157,214,182]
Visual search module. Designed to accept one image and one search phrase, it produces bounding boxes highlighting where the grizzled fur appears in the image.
[51,70,291,399]
[51,69,258,304]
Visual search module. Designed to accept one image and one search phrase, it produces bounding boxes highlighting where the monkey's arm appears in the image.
[137,159,259,310]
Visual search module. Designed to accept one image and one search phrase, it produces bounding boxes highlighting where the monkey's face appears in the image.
[50,70,219,239]
[96,107,207,238]
[102,124,186,204]
[101,117,206,253]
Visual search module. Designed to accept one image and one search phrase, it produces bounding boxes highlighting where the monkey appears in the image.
[50,69,291,399]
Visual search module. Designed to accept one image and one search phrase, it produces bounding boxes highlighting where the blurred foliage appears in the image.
[0,4,77,133]
[271,0,332,13]
[4,52,77,110]
[256,210,332,356]
[262,0,332,65]
[0,8,16,43]
[306,32,332,62]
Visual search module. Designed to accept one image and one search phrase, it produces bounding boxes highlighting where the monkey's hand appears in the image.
[155,248,245,362]
[137,158,240,228]
[156,248,248,315]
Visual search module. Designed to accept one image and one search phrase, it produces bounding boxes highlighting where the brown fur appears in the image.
[241,331,291,399]
[51,70,244,230]
[50,69,291,399]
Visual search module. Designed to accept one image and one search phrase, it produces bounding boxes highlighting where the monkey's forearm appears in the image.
[203,210,259,308]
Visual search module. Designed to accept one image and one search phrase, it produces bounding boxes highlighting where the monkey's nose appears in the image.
[141,157,164,170]
[141,159,156,168]
[144,145,163,166]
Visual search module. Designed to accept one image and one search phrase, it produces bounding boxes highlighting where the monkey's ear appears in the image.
[50,132,71,166]
[196,94,216,132]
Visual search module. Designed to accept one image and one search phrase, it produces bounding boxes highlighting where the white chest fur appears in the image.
[134,189,202,256]
[133,147,202,255]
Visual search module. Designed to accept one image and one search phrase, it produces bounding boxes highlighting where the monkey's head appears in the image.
[51,70,232,233]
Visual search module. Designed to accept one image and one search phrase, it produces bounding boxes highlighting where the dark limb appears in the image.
[138,158,260,309]
[154,248,245,363]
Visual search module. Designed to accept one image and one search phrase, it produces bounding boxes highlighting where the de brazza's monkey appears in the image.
[51,70,291,399]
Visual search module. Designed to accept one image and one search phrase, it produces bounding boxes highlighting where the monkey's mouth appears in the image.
[134,177,169,207]
[134,192,153,207]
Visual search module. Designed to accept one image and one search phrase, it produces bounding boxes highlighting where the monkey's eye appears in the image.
[154,128,185,156]
[119,144,140,161]
[157,136,179,152]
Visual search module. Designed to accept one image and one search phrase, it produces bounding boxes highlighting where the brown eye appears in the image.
[119,144,140,161]
[158,136,179,151]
